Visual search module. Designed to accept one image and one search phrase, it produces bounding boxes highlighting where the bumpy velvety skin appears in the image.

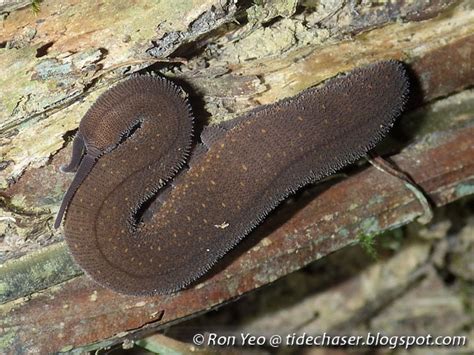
[58,60,408,295]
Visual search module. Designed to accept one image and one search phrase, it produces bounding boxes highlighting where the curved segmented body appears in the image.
[58,61,408,295]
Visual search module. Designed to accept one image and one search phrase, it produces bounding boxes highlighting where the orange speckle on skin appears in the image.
[61,62,408,295]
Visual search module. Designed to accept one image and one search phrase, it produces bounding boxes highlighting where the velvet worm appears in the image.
[56,60,409,295]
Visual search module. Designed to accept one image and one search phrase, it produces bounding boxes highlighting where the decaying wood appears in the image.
[2,116,473,353]
[1,0,473,353]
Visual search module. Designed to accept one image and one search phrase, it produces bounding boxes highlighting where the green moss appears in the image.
[358,227,405,260]
[31,0,41,14]
[357,233,378,260]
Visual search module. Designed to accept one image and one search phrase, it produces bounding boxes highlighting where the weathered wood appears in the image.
[1,0,474,353]
[1,1,473,265]
[2,120,473,353]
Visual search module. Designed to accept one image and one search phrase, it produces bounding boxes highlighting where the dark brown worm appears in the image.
[57,60,408,295]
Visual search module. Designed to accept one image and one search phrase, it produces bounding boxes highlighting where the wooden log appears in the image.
[1,118,473,353]
[1,0,473,353]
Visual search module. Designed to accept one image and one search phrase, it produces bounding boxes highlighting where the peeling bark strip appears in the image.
[146,0,238,57]
[1,124,473,353]
[410,36,474,102]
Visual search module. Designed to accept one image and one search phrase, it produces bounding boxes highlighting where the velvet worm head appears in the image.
[59,61,408,295]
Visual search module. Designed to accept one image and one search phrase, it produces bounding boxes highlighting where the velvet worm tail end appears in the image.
[59,61,409,295]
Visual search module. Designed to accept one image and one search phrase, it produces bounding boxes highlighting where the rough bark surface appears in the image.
[0,0,473,353]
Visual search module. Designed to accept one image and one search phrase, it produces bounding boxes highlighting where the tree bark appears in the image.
[0,0,473,353]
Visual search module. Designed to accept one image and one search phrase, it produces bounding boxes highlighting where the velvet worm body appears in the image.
[57,60,409,295]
